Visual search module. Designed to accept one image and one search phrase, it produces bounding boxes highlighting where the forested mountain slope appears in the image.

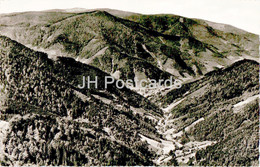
[0,36,162,166]
[158,59,259,165]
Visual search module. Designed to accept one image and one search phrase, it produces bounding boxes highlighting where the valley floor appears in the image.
[140,99,216,165]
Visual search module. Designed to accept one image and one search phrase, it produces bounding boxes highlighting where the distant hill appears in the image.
[0,9,258,87]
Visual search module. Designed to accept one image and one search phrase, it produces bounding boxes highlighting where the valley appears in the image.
[0,8,259,166]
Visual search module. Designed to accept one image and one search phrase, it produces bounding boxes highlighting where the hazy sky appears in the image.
[0,0,259,35]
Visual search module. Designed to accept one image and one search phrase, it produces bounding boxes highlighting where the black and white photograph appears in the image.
[0,0,259,166]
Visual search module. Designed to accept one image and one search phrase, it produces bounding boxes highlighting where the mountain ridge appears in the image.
[1,9,258,90]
